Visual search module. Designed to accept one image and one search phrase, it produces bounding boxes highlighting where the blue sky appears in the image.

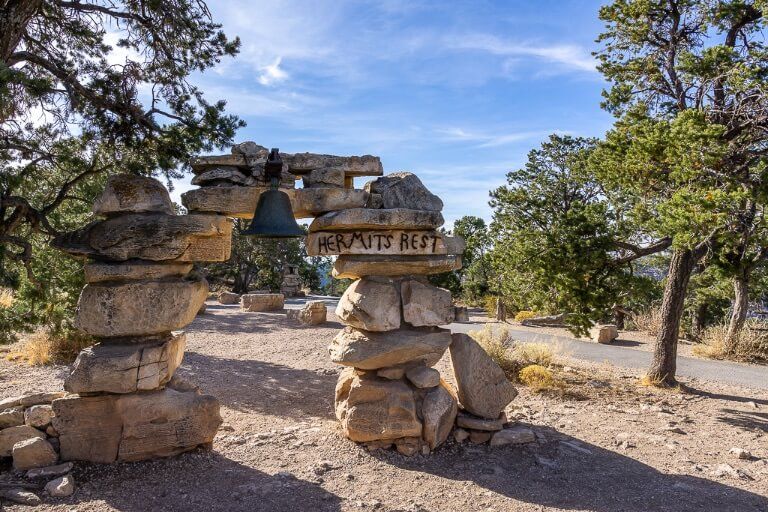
[172,0,615,226]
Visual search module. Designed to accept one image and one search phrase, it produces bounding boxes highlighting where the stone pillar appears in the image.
[50,174,232,463]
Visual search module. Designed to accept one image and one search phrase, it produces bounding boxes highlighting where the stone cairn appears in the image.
[184,141,523,454]
[46,174,229,464]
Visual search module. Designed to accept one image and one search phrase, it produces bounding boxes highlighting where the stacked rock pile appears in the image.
[45,174,227,463]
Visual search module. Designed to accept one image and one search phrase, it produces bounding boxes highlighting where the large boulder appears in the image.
[53,213,232,262]
[12,437,58,470]
[335,278,401,332]
[84,261,192,283]
[309,208,444,232]
[364,172,443,211]
[241,293,284,312]
[332,254,462,279]
[93,174,174,216]
[74,276,207,337]
[334,369,421,442]
[422,380,458,450]
[329,327,451,370]
[591,324,618,344]
[401,279,454,327]
[52,388,221,463]
[0,426,45,457]
[449,333,518,419]
[65,333,186,394]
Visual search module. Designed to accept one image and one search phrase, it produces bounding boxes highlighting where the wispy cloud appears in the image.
[257,57,289,86]
[434,127,566,148]
[447,34,597,73]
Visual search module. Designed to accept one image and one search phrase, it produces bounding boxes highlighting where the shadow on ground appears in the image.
[180,353,338,420]
[57,451,341,512]
[372,424,767,512]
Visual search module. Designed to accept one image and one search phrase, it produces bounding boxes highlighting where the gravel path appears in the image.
[0,303,766,511]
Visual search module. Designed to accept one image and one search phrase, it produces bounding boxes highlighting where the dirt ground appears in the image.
[1,303,766,511]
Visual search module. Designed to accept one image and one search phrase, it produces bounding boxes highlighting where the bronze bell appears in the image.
[243,148,305,238]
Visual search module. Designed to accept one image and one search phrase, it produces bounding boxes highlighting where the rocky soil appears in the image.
[1,303,766,511]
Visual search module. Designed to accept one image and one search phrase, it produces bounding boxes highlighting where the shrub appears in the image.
[470,324,559,382]
[518,364,556,391]
[0,288,13,309]
[514,310,538,323]
[8,329,94,366]
[693,322,768,363]
[511,342,554,367]
[630,307,663,336]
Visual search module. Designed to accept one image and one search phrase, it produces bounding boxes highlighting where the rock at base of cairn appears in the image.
[329,326,451,370]
[287,301,327,325]
[591,324,618,344]
[241,293,284,312]
[52,387,221,463]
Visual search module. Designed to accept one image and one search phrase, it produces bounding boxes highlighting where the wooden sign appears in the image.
[307,230,448,256]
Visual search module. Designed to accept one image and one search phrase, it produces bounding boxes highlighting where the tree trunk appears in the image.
[495,299,506,322]
[647,248,700,386]
[725,274,749,353]
[691,302,708,341]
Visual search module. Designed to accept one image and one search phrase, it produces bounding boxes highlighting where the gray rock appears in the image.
[365,172,443,211]
[191,167,251,186]
[0,425,46,456]
[303,168,345,188]
[329,327,452,370]
[231,141,268,157]
[335,278,401,332]
[65,333,186,394]
[0,407,25,428]
[93,174,174,216]
[490,426,535,447]
[45,474,75,497]
[729,447,752,460]
[401,279,454,327]
[0,488,41,505]
[12,437,58,470]
[26,462,74,479]
[456,413,505,431]
[309,208,444,232]
[405,366,441,388]
[453,428,469,443]
[74,276,208,337]
[24,405,54,429]
[422,381,457,450]
[449,333,518,419]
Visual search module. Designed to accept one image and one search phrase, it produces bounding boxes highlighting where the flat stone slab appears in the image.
[307,230,450,256]
[191,151,382,177]
[52,387,221,463]
[241,293,284,312]
[309,208,444,232]
[64,332,186,394]
[74,277,207,337]
[332,254,462,278]
[84,261,192,283]
[329,326,451,370]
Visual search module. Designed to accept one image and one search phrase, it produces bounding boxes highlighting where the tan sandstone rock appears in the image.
[24,405,54,429]
[335,278,401,332]
[334,369,421,442]
[75,277,207,337]
[84,261,193,283]
[65,333,186,394]
[20,392,66,408]
[0,426,46,457]
[52,388,221,463]
[329,327,452,370]
[303,168,345,188]
[53,213,232,262]
[365,172,443,211]
[308,208,444,232]
[449,333,518,419]
[401,279,454,327]
[422,380,458,450]
[241,293,284,312]
[286,152,383,177]
[591,324,618,344]
[287,301,327,325]
[218,291,241,304]
[292,188,369,218]
[0,407,24,428]
[405,366,441,388]
[12,437,58,470]
[332,254,462,279]
[191,167,251,186]
[93,174,174,216]
[307,230,449,257]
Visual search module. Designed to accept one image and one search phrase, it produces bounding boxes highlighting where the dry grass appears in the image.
[470,324,560,385]
[513,310,538,323]
[7,329,94,366]
[630,307,663,336]
[518,364,559,392]
[0,288,13,309]
[693,322,768,363]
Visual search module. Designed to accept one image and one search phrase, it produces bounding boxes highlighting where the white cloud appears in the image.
[447,34,597,73]
[434,127,565,148]
[257,57,289,86]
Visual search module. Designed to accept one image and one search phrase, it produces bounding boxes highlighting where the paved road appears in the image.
[289,296,768,390]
